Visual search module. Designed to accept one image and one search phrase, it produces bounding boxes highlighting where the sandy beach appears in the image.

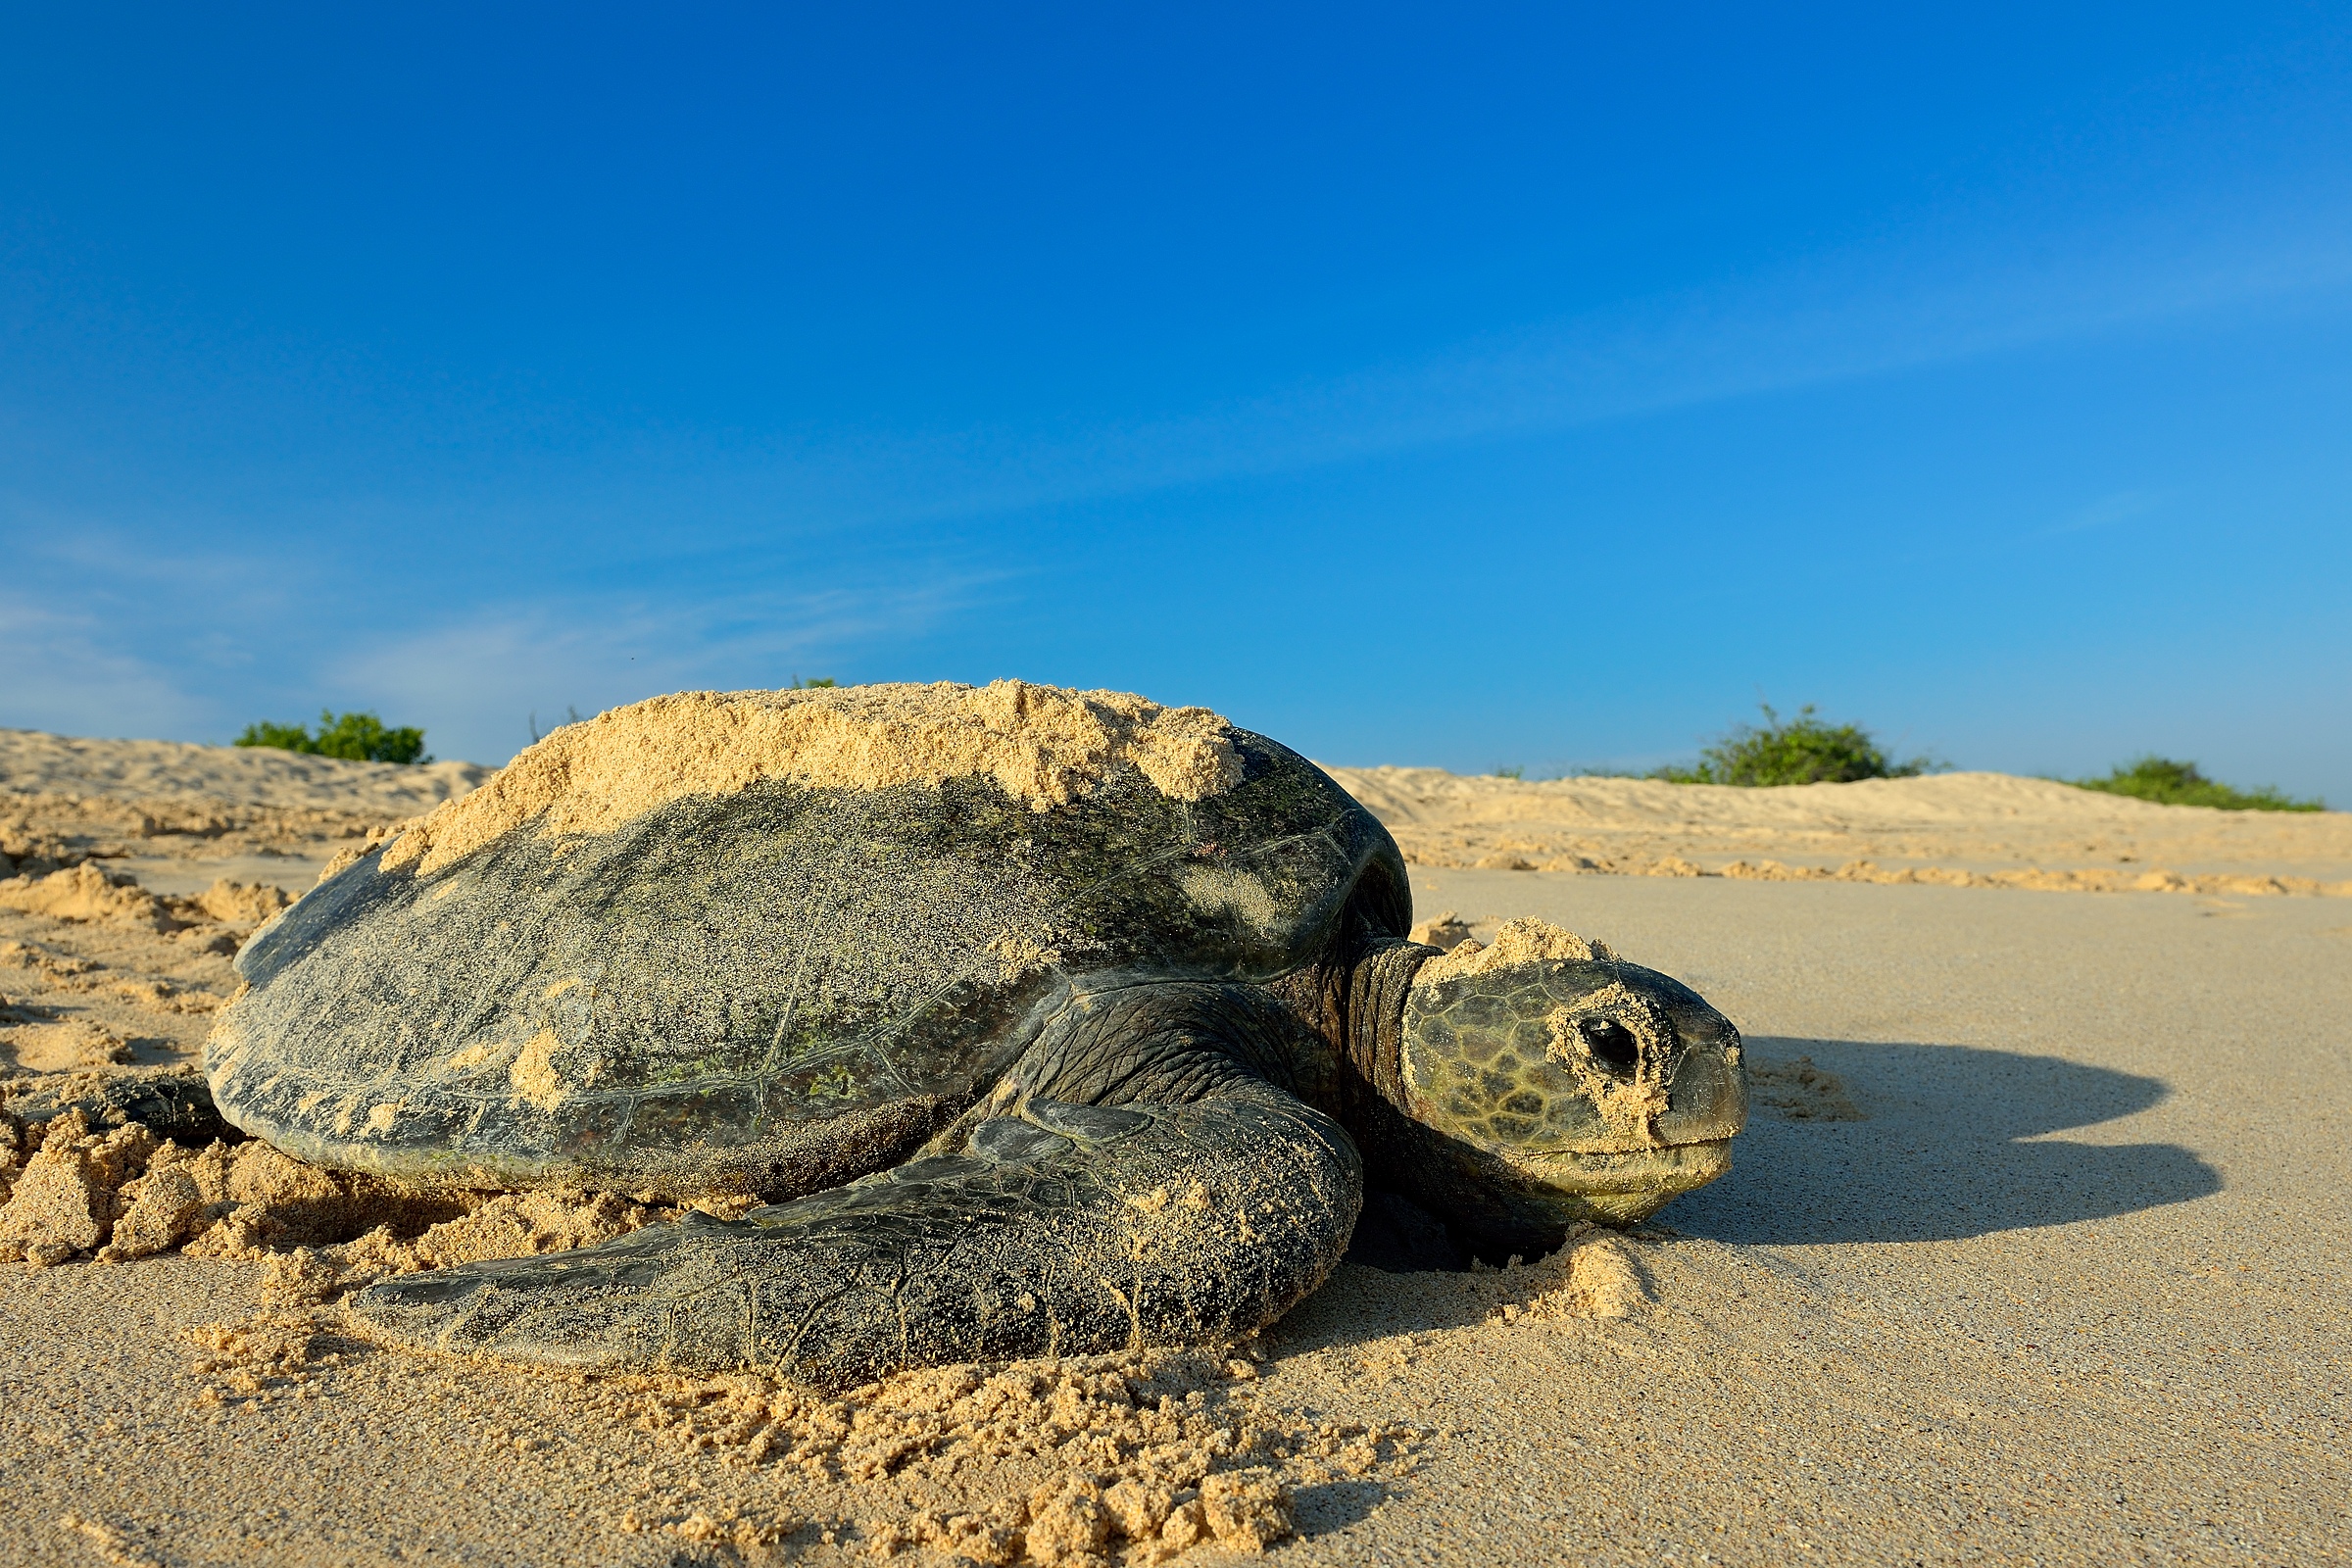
[2,731,2345,1565]
[1325,765,2352,893]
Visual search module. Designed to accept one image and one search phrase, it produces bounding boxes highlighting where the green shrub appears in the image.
[235,710,431,765]
[1651,704,1936,787]
[790,676,838,689]
[2073,757,2322,811]
[235,719,317,753]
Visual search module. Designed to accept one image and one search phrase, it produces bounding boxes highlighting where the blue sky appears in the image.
[4,5,2348,800]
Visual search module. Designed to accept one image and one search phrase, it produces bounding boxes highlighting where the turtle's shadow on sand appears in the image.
[1338,1035,2222,1269]
[1288,1038,2224,1356]
[1648,1036,2222,1246]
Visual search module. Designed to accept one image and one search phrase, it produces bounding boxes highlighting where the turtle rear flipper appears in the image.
[343,1079,1361,1388]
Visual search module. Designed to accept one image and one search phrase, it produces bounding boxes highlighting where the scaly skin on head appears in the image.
[1333,919,1746,1257]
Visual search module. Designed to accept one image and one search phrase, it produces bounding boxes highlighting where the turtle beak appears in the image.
[1505,990,1744,1221]
[1537,977,1746,1151]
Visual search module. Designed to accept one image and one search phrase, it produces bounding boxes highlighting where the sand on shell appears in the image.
[378,682,1242,876]
[0,723,2345,1564]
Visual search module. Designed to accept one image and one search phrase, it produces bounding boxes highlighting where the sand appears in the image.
[1329,764,2352,894]
[379,683,1242,876]
[0,728,491,813]
[0,727,2346,1563]
[0,729,489,903]
[1408,917,1613,981]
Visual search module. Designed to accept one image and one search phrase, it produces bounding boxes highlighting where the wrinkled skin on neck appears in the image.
[1325,941,1746,1257]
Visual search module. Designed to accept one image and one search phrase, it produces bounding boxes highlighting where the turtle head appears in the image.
[1389,918,1744,1255]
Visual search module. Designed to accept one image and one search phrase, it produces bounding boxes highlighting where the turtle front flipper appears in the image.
[344,1079,1361,1388]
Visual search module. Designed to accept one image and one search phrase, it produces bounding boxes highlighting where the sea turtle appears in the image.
[206,682,1744,1388]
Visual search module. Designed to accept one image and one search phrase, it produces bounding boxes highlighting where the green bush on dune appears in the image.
[1650,704,1938,787]
[2072,757,2322,812]
[235,710,431,765]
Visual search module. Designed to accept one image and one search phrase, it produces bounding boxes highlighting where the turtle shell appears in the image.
[205,728,1404,1197]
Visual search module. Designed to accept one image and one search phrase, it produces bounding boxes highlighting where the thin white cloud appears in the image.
[0,499,1002,759]
[699,203,2352,532]
[0,590,203,739]
[2041,490,2168,538]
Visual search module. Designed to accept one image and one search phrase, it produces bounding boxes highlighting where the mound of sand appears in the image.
[379,682,1242,877]
[0,1098,758,1276]
[579,1344,1422,1563]
[0,863,288,936]
[1,729,489,905]
[1327,764,2352,893]
[0,727,490,813]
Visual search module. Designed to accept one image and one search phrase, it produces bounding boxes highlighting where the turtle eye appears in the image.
[1578,1017,1641,1078]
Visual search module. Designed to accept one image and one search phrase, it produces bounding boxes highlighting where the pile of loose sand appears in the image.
[580,1345,1420,1563]
[379,681,1242,877]
[176,1302,1425,1565]
[0,863,289,938]
[0,1100,760,1281]
[0,1111,426,1267]
[1409,915,1615,981]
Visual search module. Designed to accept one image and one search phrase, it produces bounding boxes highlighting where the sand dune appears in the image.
[0,731,492,898]
[0,727,490,814]
[1325,764,2352,891]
